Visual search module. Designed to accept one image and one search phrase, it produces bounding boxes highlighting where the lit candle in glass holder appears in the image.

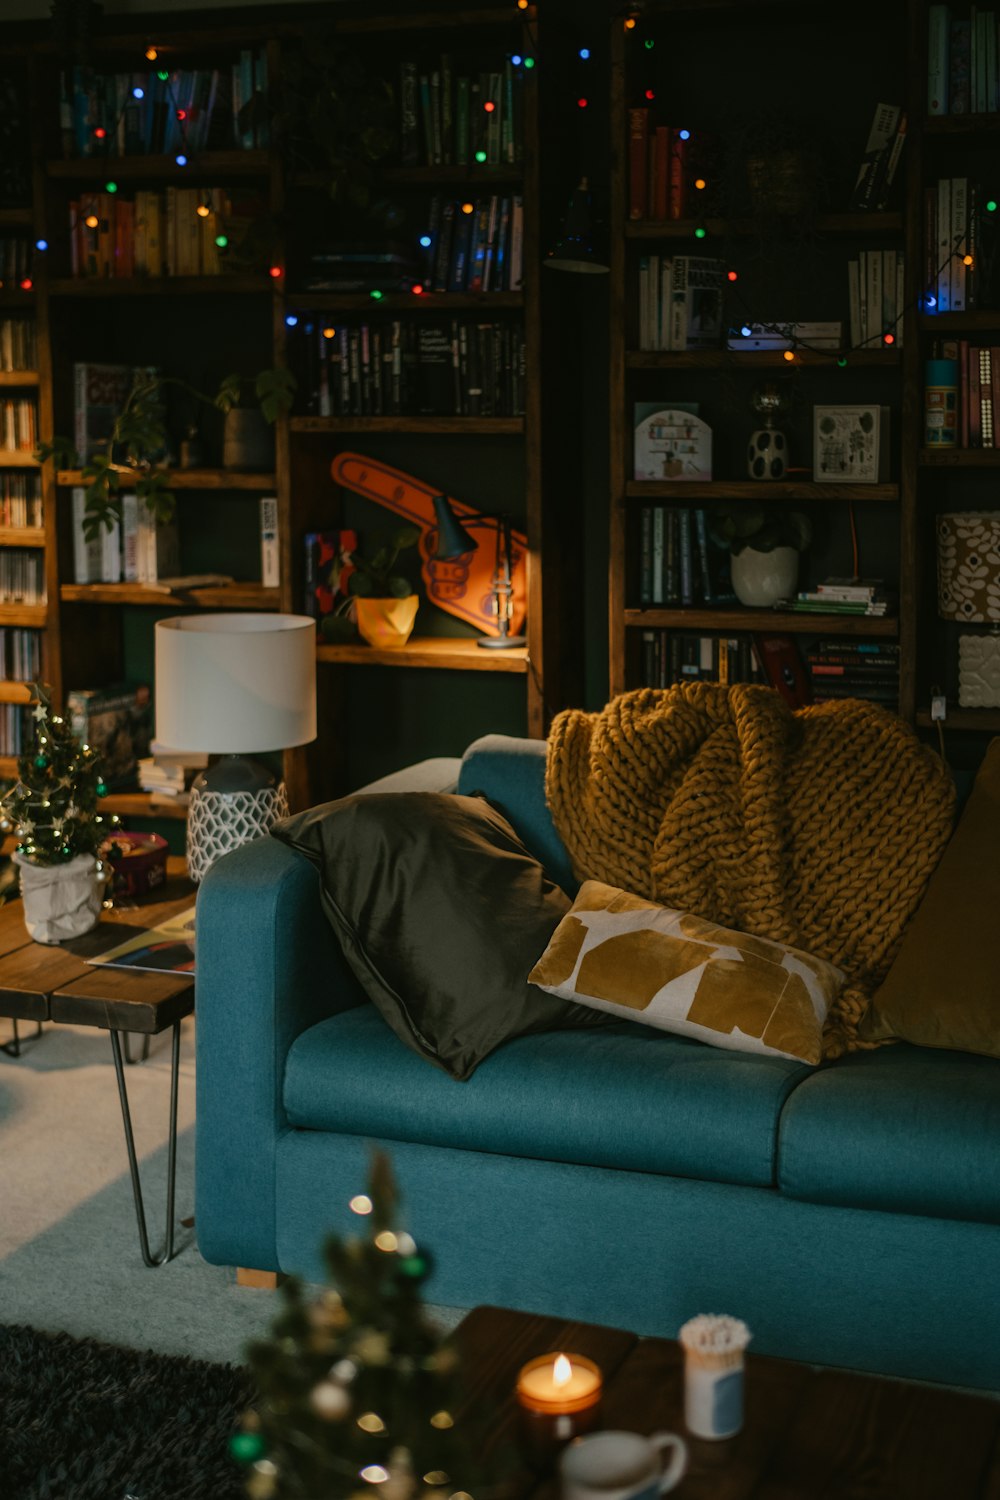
[516,1352,603,1464]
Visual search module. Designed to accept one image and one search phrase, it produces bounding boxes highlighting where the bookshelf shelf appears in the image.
[0,755,18,779]
[60,582,280,609]
[57,468,277,490]
[288,292,523,312]
[295,167,523,190]
[0,208,32,228]
[625,212,903,240]
[624,608,899,637]
[919,449,1000,468]
[98,791,188,820]
[916,708,1000,731]
[923,114,1000,136]
[0,681,34,704]
[0,527,46,547]
[316,636,528,672]
[0,291,35,306]
[0,453,40,467]
[0,604,47,625]
[290,415,524,435]
[46,151,272,181]
[333,5,536,33]
[47,277,271,298]
[0,371,39,387]
[626,350,899,369]
[917,312,1000,334]
[624,481,900,502]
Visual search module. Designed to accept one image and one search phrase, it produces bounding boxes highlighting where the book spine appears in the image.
[400,62,419,165]
[980,346,995,448]
[652,505,665,605]
[694,508,713,603]
[878,113,907,206]
[441,54,453,166]
[72,488,100,583]
[969,343,982,446]
[665,508,679,602]
[455,76,469,165]
[847,258,861,348]
[950,16,972,112]
[628,108,649,220]
[960,338,970,447]
[260,496,279,587]
[639,506,652,606]
[951,177,968,312]
[121,492,139,582]
[510,196,524,290]
[928,3,950,114]
[419,74,434,166]
[936,176,951,312]
[678,508,693,605]
[668,128,686,219]
[430,70,443,166]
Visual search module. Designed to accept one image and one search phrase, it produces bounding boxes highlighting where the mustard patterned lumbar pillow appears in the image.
[529,880,845,1066]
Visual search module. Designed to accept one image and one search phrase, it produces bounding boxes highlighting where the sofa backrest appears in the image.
[457,734,577,892]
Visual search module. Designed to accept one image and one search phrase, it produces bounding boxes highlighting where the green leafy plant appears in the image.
[710,504,812,556]
[37,367,296,540]
[321,526,420,643]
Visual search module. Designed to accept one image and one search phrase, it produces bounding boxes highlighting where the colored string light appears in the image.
[579,48,590,60]
[511,53,523,65]
[145,46,158,61]
[883,332,895,345]
[370,289,383,300]
[963,253,973,266]
[523,56,535,68]
[419,234,432,248]
[923,292,937,309]
[694,178,706,190]
[85,214,99,228]
[782,349,795,361]
[94,127,107,140]
[132,86,144,99]
[175,154,188,166]
[694,226,706,239]
[625,17,637,29]
[105,180,118,193]
[214,234,228,248]
[644,39,655,49]
[678,128,691,140]
[196,201,210,217]
[838,357,848,367]
[19,278,32,291]
[645,89,655,100]
[411,283,424,295]
[461,201,474,214]
[578,97,588,108]
[322,326,336,339]
[34,239,47,252]
[474,149,487,162]
[157,70,169,82]
[987,199,998,212]
[516,0,528,8]
[176,109,187,121]
[740,323,752,337]
[727,270,738,282]
[269,265,283,278]
[285,314,298,327]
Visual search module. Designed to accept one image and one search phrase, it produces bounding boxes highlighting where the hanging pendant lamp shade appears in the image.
[544,177,609,274]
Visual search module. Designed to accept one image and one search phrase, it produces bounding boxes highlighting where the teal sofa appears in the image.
[195,735,1000,1391]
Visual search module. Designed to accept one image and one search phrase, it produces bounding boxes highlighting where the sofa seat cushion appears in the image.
[778,1044,1000,1226]
[284,1004,810,1189]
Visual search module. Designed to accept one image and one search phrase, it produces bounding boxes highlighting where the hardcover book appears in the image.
[65,681,152,791]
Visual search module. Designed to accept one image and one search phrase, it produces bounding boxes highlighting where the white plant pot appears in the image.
[731,545,799,608]
[14,851,105,944]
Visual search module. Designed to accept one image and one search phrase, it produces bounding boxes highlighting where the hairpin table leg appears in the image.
[1,1018,44,1059]
[110,1022,180,1267]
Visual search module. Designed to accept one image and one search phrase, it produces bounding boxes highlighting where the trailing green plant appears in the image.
[710,504,812,556]
[321,526,420,643]
[37,367,296,541]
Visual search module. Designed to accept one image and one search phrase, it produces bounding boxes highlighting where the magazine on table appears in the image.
[87,904,196,975]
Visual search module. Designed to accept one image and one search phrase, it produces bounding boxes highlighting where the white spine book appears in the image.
[847,258,861,350]
[927,3,950,114]
[951,177,968,312]
[260,496,280,588]
[121,493,140,582]
[936,176,951,312]
[71,487,101,584]
[659,256,673,350]
[100,515,122,583]
[867,249,881,347]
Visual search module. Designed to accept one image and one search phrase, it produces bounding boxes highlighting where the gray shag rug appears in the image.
[0,1324,256,1500]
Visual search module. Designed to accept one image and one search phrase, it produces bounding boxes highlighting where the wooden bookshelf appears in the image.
[46,151,271,181]
[290,416,524,435]
[625,213,903,239]
[0,371,39,387]
[316,636,528,672]
[626,350,900,370]
[47,277,271,297]
[0,604,47,626]
[57,468,276,490]
[0,527,46,546]
[624,482,900,501]
[0,208,32,228]
[624,609,899,637]
[0,452,39,467]
[0,682,34,704]
[918,449,1000,468]
[60,582,280,609]
[0,756,19,779]
[287,292,524,312]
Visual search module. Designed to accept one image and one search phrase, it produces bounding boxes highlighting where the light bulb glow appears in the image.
[838,357,848,367]
[322,326,336,339]
[461,201,474,215]
[644,38,655,48]
[196,202,210,217]
[694,226,706,239]
[645,89,655,100]
[94,127,107,139]
[269,265,282,278]
[579,47,590,59]
[145,47,158,61]
[475,149,487,162]
[679,128,691,140]
[419,234,432,247]
[988,199,998,212]
[214,234,228,248]
[511,53,523,65]
[883,332,895,344]
[132,86,144,99]
[523,56,535,68]
[19,278,31,290]
[625,17,636,28]
[105,181,118,193]
[782,349,795,361]
[740,323,752,336]
[727,270,738,281]
[923,292,937,309]
[175,154,188,166]
[370,288,383,299]
[484,100,495,113]
[694,178,706,190]
[963,253,973,266]
[578,97,588,108]
[411,283,424,294]
[157,70,169,81]
[285,314,298,327]
[176,109,187,121]
[34,239,48,252]
[85,214,99,229]
[517,0,529,8]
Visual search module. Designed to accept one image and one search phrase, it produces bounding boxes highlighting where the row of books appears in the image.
[0,318,36,372]
[850,103,907,213]
[847,251,907,349]
[928,5,1000,114]
[66,683,152,791]
[636,256,723,351]
[0,628,42,683]
[0,704,31,756]
[72,490,180,584]
[0,236,31,285]
[138,745,209,808]
[300,318,526,418]
[777,579,896,619]
[0,476,42,528]
[0,75,30,210]
[0,399,37,453]
[930,338,1000,446]
[627,113,692,222]
[422,194,524,294]
[639,631,762,689]
[59,54,270,158]
[68,188,251,279]
[638,506,735,607]
[805,641,900,707]
[0,550,45,606]
[923,178,999,312]
[399,58,523,168]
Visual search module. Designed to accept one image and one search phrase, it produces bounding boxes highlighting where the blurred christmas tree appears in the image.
[230,1153,507,1500]
[0,683,117,864]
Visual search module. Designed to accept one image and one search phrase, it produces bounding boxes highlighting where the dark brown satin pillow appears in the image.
[273,792,612,1080]
[860,738,1000,1058]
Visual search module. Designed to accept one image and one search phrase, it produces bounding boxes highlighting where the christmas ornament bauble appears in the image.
[230,1432,268,1465]
[398,1248,433,1282]
[34,754,47,769]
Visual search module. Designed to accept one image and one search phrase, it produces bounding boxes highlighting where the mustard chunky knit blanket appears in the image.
[545,684,956,1056]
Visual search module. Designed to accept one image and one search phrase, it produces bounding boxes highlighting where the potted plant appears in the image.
[36,367,296,540]
[0,684,121,942]
[321,526,421,649]
[710,505,812,608]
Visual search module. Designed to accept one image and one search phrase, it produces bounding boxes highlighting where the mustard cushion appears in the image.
[860,738,1000,1058]
[529,880,845,1065]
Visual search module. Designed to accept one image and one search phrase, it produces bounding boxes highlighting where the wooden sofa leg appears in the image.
[236,1266,282,1289]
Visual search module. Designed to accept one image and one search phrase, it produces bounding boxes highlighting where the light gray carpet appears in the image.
[0,1017,464,1365]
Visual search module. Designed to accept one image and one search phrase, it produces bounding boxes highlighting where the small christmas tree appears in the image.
[0,683,117,864]
[230,1153,507,1500]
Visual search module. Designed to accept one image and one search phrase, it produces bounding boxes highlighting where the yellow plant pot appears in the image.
[355,595,419,649]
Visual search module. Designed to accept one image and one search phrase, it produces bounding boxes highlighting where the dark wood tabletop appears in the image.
[0,857,195,1034]
[453,1306,1000,1500]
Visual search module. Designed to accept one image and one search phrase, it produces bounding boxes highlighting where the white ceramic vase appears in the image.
[731,545,799,608]
[14,851,105,943]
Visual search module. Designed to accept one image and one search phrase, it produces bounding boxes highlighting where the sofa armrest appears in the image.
[457,734,576,892]
[195,835,367,1271]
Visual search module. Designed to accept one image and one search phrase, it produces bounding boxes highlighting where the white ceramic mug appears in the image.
[560,1429,688,1500]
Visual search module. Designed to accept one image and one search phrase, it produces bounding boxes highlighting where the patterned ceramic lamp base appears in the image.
[186,782,290,883]
[958,634,1000,708]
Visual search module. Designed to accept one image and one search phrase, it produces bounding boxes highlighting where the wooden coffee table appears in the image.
[453,1306,1000,1499]
[0,857,195,1268]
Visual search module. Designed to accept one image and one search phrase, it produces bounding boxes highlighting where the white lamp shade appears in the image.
[155,613,317,754]
[937,511,1000,622]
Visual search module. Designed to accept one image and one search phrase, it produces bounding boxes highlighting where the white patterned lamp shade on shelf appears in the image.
[937,512,1000,709]
[154,613,317,882]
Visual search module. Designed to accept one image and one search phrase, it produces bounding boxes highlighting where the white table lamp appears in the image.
[155,613,317,881]
[937,512,1000,709]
